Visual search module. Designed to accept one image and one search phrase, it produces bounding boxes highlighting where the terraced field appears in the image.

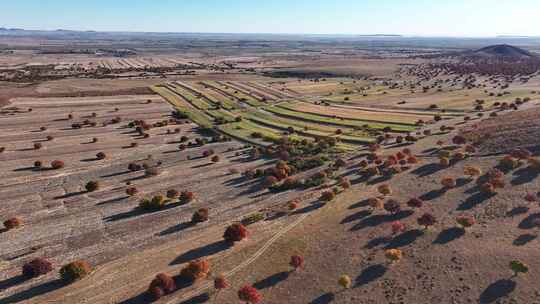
[153,81,434,148]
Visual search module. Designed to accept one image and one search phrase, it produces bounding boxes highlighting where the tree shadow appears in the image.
[341,210,372,224]
[158,222,194,236]
[354,264,387,287]
[103,208,145,222]
[179,292,210,304]
[80,157,101,162]
[191,163,213,169]
[433,227,465,245]
[366,174,392,185]
[96,196,129,206]
[101,170,132,178]
[293,202,325,215]
[518,212,540,229]
[0,279,67,303]
[253,271,290,290]
[54,191,87,200]
[513,234,537,246]
[350,210,414,231]
[457,192,496,211]
[419,188,446,201]
[309,292,335,304]
[0,275,27,291]
[506,206,529,217]
[170,240,231,265]
[511,166,540,186]
[364,236,389,249]
[385,229,424,249]
[411,163,445,177]
[117,292,152,304]
[479,279,516,303]
[348,199,369,210]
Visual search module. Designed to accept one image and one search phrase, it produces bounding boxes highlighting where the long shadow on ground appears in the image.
[253,271,290,290]
[309,292,335,304]
[433,227,465,245]
[0,279,67,304]
[479,279,516,303]
[170,240,231,265]
[354,264,387,288]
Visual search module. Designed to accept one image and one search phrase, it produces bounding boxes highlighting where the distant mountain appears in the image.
[473,44,534,58]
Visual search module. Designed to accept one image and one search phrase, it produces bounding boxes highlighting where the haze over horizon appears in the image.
[2,0,540,37]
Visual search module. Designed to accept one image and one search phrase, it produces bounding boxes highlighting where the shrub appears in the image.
[51,160,65,170]
[59,260,92,282]
[391,221,406,234]
[148,273,176,299]
[368,197,384,210]
[320,191,336,202]
[499,155,519,169]
[385,249,403,263]
[510,148,531,160]
[290,255,304,271]
[340,178,351,189]
[180,191,194,203]
[145,167,161,177]
[211,155,220,163]
[456,215,475,229]
[288,200,300,210]
[384,199,401,214]
[464,165,482,178]
[46,135,54,141]
[480,182,496,195]
[139,195,165,211]
[509,260,529,276]
[191,208,209,223]
[126,187,138,196]
[85,181,100,192]
[22,258,53,277]
[3,217,23,230]
[452,135,466,145]
[34,143,42,150]
[180,259,211,281]
[0,147,4,153]
[417,213,437,229]
[524,193,538,203]
[166,189,180,199]
[238,285,262,304]
[96,152,107,160]
[528,157,540,170]
[338,275,352,289]
[441,177,456,189]
[377,184,392,196]
[406,198,423,209]
[34,160,43,169]
[224,223,248,243]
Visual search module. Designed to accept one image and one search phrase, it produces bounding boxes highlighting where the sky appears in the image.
[1,0,540,37]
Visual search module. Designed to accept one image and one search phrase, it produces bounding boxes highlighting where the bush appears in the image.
[510,148,531,160]
[0,147,4,153]
[46,135,54,141]
[528,157,540,170]
[145,167,161,177]
[338,275,352,289]
[406,198,423,209]
[368,197,384,210]
[180,191,194,203]
[340,177,351,189]
[464,166,482,178]
[480,182,496,195]
[126,187,138,196]
[441,177,456,189]
[377,184,392,196]
[238,285,262,304]
[452,135,466,145]
[509,260,529,276]
[96,152,107,160]
[499,155,519,169]
[128,163,142,172]
[384,199,401,214]
[385,249,403,263]
[214,275,229,290]
[85,181,100,192]
[456,215,475,229]
[34,143,42,150]
[192,208,209,223]
[224,223,248,243]
[34,160,43,169]
[139,195,165,211]
[524,193,538,203]
[148,273,176,299]
[51,160,65,170]
[166,189,180,199]
[22,258,53,277]
[391,221,406,234]
[417,213,437,229]
[59,260,92,282]
[290,255,304,270]
[211,155,220,163]
[320,191,336,202]
[180,259,211,281]
[4,217,23,230]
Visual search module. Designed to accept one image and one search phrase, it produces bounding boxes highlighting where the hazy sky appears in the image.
[2,0,539,36]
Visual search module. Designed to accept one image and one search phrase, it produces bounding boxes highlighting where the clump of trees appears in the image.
[148,273,176,300]
[238,285,262,304]
[180,259,211,281]
[139,195,165,211]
